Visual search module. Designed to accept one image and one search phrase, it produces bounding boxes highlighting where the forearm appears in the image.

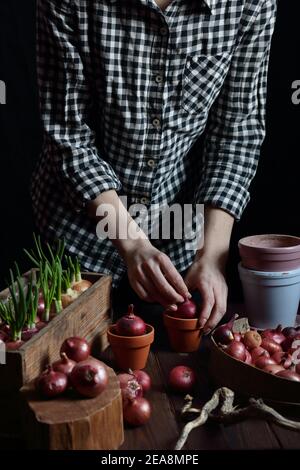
[196,206,234,269]
[87,190,149,257]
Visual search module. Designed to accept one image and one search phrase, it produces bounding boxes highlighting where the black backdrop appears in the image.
[0,0,299,300]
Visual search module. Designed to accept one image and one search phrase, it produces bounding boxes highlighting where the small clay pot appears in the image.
[107,324,154,371]
[239,234,300,272]
[163,313,202,353]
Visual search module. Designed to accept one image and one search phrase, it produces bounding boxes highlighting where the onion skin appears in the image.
[60,337,90,363]
[37,367,68,399]
[118,373,143,406]
[271,351,293,369]
[255,356,277,370]
[243,330,262,350]
[282,327,298,338]
[261,338,282,355]
[263,364,285,374]
[132,370,151,393]
[123,397,151,426]
[170,299,197,319]
[225,341,247,362]
[115,305,147,337]
[168,366,196,393]
[275,369,300,382]
[282,334,300,352]
[72,280,92,293]
[70,358,108,398]
[261,325,285,345]
[233,332,242,342]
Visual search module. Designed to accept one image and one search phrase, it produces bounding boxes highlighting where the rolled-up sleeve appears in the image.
[196,0,277,220]
[36,0,122,210]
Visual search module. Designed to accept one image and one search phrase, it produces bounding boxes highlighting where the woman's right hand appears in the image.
[121,239,191,310]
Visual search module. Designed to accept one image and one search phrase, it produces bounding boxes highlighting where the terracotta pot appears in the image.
[163,313,202,353]
[239,234,300,272]
[107,324,154,371]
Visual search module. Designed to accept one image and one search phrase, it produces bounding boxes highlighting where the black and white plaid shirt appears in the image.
[32,0,277,286]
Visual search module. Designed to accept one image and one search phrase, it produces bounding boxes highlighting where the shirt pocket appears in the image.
[181,53,231,115]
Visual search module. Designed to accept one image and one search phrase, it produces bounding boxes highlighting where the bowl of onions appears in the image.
[209,317,300,405]
[107,305,154,371]
[163,299,202,353]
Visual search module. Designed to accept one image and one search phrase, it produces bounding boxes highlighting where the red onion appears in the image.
[60,336,90,362]
[132,370,152,393]
[282,334,300,352]
[118,372,143,406]
[37,292,45,316]
[123,397,151,426]
[261,325,285,345]
[70,358,108,398]
[255,356,277,370]
[171,299,197,319]
[21,327,39,342]
[244,349,252,365]
[282,327,298,338]
[115,305,146,337]
[213,315,238,345]
[52,352,76,384]
[275,369,300,382]
[36,321,47,331]
[225,341,247,362]
[296,363,300,375]
[6,340,24,350]
[271,351,293,369]
[168,366,196,393]
[263,363,285,374]
[243,330,262,350]
[0,330,8,342]
[251,347,270,363]
[261,338,282,355]
[37,366,68,398]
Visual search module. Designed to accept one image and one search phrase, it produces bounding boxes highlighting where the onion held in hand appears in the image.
[60,336,90,363]
[225,341,246,362]
[123,397,151,426]
[37,366,68,399]
[133,370,151,393]
[168,366,196,393]
[115,305,146,337]
[170,299,197,319]
[243,330,262,350]
[70,358,108,398]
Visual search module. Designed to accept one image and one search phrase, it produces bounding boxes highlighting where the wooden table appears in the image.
[1,340,300,450]
[102,341,300,451]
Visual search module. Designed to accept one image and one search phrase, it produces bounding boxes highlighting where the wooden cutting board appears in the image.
[20,365,124,450]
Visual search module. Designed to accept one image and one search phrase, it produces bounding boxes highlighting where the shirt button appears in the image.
[152,117,161,127]
[147,159,156,168]
[160,26,168,36]
[155,74,164,84]
[140,197,150,205]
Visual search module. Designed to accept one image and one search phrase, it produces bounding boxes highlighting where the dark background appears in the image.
[0,0,299,300]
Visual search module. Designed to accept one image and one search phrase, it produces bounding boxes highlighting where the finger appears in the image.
[202,286,227,334]
[136,269,177,309]
[144,262,185,305]
[196,284,215,328]
[132,280,151,302]
[159,255,191,299]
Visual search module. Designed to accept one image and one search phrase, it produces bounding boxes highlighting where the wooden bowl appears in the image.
[209,336,300,406]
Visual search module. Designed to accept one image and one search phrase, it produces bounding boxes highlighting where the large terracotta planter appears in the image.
[239,234,300,272]
[107,325,154,371]
[163,313,202,353]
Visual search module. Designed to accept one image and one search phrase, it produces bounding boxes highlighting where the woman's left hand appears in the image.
[184,254,228,334]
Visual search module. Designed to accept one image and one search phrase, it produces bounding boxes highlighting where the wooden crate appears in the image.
[0,272,112,393]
